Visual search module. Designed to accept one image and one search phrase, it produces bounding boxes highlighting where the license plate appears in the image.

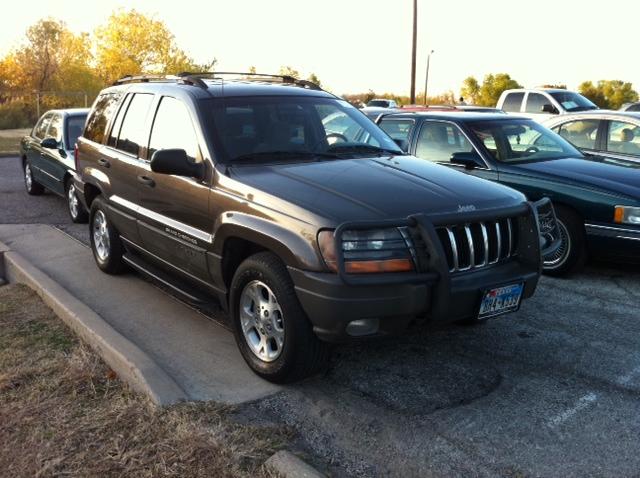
[478,283,524,319]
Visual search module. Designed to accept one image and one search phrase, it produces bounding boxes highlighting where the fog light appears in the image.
[346,318,380,337]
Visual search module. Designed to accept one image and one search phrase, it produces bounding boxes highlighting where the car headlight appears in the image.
[318,228,415,274]
[614,206,640,225]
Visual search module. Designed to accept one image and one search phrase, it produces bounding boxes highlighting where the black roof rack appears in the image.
[112,71,323,92]
[177,71,323,91]
[112,74,208,89]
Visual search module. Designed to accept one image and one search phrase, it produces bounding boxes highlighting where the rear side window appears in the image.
[525,93,548,114]
[148,96,200,162]
[379,119,414,142]
[502,93,524,113]
[556,120,600,150]
[84,93,122,144]
[627,104,640,112]
[115,93,154,156]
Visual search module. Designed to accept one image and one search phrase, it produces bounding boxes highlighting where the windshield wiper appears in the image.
[231,150,339,163]
[327,144,402,156]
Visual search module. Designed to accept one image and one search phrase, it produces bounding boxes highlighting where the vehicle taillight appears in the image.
[74,144,79,172]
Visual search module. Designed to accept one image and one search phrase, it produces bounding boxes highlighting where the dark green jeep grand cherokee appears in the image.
[75,72,552,383]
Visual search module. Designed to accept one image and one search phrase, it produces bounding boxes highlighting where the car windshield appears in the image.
[549,91,598,112]
[203,96,402,163]
[367,100,390,107]
[468,119,584,163]
[66,114,87,149]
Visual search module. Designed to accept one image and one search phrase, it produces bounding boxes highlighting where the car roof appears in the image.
[379,111,528,122]
[545,110,640,124]
[503,88,570,94]
[100,79,335,100]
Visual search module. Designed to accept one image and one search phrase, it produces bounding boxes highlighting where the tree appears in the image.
[94,9,213,83]
[460,76,480,105]
[307,73,321,87]
[578,80,638,109]
[278,66,300,79]
[460,73,522,106]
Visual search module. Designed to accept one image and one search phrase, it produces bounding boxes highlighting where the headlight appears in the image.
[318,228,415,274]
[614,206,640,225]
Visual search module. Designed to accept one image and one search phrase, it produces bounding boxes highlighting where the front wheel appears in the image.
[24,161,44,195]
[66,180,88,223]
[89,197,126,274]
[229,252,329,383]
[542,205,586,276]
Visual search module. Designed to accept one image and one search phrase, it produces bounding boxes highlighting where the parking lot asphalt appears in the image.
[2,155,639,477]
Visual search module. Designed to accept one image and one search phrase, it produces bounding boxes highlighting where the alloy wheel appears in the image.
[92,210,110,261]
[239,280,285,362]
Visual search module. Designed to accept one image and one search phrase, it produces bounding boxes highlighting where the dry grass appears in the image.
[0,128,28,153]
[0,284,290,477]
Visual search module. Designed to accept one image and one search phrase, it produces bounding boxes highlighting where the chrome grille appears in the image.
[436,217,517,272]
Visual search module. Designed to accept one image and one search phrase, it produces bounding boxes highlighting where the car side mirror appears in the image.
[41,137,58,149]
[541,104,558,114]
[150,149,204,179]
[450,151,484,169]
[393,138,409,152]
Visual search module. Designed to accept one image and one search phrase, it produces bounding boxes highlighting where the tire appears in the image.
[542,205,586,276]
[66,179,88,223]
[89,196,127,274]
[24,160,44,195]
[229,252,329,383]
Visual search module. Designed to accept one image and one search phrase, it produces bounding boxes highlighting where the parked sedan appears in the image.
[20,108,89,223]
[377,112,640,275]
[544,111,640,164]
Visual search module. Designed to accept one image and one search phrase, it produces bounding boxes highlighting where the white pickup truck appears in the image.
[496,88,598,122]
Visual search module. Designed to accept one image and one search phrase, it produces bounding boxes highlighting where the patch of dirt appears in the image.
[0,284,290,478]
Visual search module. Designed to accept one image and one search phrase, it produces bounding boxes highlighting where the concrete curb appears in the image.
[0,243,188,406]
[264,451,326,478]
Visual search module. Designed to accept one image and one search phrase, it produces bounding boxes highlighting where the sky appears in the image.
[2,0,639,97]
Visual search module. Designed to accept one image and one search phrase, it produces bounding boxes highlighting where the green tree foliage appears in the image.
[307,73,321,87]
[460,73,522,106]
[578,80,639,109]
[278,66,300,79]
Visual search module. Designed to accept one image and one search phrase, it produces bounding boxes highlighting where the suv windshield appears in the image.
[204,96,401,163]
[469,119,583,163]
[549,91,598,112]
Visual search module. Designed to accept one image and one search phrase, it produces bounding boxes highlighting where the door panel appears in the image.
[137,95,213,281]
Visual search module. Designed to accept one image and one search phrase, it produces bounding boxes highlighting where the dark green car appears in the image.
[20,108,89,223]
[378,112,640,275]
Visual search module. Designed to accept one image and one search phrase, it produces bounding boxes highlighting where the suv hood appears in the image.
[229,155,525,222]
[512,156,640,200]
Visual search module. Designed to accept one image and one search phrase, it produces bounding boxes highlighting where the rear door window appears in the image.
[502,93,524,113]
[115,93,154,157]
[378,119,414,142]
[556,120,600,150]
[84,93,122,144]
[607,121,640,156]
[525,93,548,114]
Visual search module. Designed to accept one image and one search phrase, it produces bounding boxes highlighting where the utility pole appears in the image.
[424,50,434,106]
[410,0,417,104]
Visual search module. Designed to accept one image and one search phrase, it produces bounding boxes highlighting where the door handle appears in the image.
[137,175,155,187]
[97,158,111,168]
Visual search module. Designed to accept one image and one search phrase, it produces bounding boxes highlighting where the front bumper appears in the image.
[292,203,542,342]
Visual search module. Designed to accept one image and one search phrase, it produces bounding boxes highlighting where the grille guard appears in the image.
[331,202,545,287]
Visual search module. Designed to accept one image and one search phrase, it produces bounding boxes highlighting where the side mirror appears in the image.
[450,151,484,170]
[41,137,58,149]
[393,138,409,151]
[150,149,204,179]
[541,104,558,114]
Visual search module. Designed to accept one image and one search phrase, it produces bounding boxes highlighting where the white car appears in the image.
[366,98,398,108]
[496,88,598,122]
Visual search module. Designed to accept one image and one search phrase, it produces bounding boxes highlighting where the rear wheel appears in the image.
[89,197,126,274]
[66,179,88,223]
[229,252,329,383]
[543,205,586,276]
[24,161,44,195]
